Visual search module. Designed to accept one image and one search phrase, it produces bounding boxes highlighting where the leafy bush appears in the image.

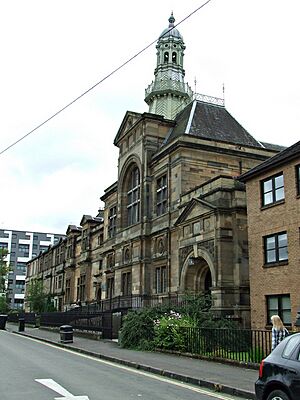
[119,309,156,350]
[119,294,240,352]
[154,312,195,351]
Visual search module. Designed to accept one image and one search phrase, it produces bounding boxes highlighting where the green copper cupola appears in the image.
[145,13,193,120]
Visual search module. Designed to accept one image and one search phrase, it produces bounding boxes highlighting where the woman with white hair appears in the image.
[271,315,289,351]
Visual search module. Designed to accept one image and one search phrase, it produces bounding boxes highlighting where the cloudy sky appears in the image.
[0,0,299,234]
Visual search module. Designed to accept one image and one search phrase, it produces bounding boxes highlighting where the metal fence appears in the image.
[7,308,273,361]
[8,312,36,325]
[41,311,103,331]
[183,327,272,363]
[79,293,201,313]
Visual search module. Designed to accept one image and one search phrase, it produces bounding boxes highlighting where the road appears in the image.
[0,330,247,400]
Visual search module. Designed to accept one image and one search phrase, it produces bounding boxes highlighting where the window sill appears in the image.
[261,199,285,210]
[263,260,288,268]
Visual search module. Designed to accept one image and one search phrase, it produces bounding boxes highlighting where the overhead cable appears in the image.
[0,0,212,156]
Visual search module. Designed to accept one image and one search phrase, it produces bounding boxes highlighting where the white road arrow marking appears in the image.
[35,378,89,399]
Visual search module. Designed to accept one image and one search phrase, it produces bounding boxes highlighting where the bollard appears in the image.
[19,318,25,332]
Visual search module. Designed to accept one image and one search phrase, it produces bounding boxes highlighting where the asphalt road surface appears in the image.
[0,330,247,400]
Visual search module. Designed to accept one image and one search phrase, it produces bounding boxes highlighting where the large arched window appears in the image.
[164,52,169,63]
[127,167,140,225]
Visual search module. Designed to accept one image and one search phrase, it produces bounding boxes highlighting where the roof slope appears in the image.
[239,140,300,181]
[166,100,263,148]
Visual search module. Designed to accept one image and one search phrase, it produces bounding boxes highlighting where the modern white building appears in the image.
[0,229,65,309]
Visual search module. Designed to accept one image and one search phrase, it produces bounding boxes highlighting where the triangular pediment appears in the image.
[114,111,142,146]
[175,198,216,226]
[80,215,102,227]
[66,224,82,235]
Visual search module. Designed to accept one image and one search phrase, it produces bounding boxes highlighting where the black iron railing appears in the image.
[78,293,197,313]
[182,327,272,363]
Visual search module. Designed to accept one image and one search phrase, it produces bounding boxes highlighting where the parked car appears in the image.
[255,332,300,400]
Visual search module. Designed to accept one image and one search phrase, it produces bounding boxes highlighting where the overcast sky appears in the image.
[0,0,299,234]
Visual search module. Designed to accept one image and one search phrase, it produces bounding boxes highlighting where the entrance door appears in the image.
[184,257,212,294]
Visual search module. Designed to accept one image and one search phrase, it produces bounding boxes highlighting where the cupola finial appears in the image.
[168,12,175,27]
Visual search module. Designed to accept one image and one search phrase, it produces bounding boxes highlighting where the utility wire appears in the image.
[0,0,212,156]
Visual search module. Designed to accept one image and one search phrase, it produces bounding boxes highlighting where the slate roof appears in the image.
[239,140,300,182]
[260,142,286,152]
[165,100,264,148]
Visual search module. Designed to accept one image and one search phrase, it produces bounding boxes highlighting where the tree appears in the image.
[26,279,46,313]
[0,248,9,293]
[0,248,10,313]
[26,279,56,313]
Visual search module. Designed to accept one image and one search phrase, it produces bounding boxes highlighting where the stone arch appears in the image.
[179,247,216,293]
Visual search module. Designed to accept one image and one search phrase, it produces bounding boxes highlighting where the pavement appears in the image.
[5,322,258,399]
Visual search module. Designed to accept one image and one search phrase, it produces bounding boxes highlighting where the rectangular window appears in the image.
[156,175,167,216]
[106,277,115,299]
[121,272,132,296]
[66,240,75,259]
[267,294,291,325]
[18,244,30,257]
[82,229,89,251]
[65,278,71,304]
[77,275,86,302]
[264,232,288,265]
[0,243,8,249]
[15,280,25,289]
[57,275,63,290]
[16,263,26,271]
[296,164,300,196]
[14,299,24,309]
[155,266,167,294]
[261,173,285,206]
[98,233,104,245]
[108,206,117,238]
[127,167,140,226]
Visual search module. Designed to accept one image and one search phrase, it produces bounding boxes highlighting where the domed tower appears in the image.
[145,13,193,120]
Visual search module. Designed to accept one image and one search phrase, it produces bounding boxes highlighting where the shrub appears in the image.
[119,309,156,350]
[154,312,195,351]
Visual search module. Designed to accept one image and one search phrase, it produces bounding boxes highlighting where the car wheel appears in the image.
[266,389,290,400]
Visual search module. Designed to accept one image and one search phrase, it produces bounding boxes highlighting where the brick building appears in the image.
[239,141,300,329]
[25,14,279,326]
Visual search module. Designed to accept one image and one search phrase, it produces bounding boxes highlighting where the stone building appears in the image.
[25,14,279,326]
[239,141,300,330]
